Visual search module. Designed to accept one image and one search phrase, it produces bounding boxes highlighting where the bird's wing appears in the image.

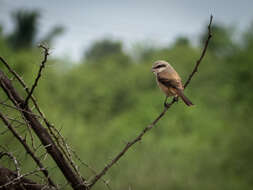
[157,76,181,90]
[158,76,193,106]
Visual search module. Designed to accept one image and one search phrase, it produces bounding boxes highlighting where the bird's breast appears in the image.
[156,79,177,97]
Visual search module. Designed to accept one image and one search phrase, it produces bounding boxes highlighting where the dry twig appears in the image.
[184,15,213,89]
[0,165,52,190]
[0,111,56,188]
[0,151,21,177]
[0,47,82,180]
[88,15,213,188]
[0,65,86,189]
[0,167,43,189]
[24,44,49,105]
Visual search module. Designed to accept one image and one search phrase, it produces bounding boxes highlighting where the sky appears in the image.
[1,0,253,61]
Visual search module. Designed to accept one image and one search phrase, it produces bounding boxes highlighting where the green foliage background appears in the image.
[0,10,253,190]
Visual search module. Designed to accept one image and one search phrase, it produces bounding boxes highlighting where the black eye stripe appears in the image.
[154,65,166,69]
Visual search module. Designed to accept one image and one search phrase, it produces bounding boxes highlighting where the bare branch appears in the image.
[0,70,86,189]
[184,15,213,88]
[24,44,49,106]
[0,111,56,188]
[88,98,177,187]
[0,151,21,177]
[1,48,82,179]
[70,146,112,190]
[0,57,28,91]
[0,101,42,118]
[6,116,26,125]
[22,115,37,150]
[88,15,213,188]
[0,54,46,120]
[0,166,47,189]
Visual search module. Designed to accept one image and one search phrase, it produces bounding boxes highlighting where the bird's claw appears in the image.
[164,102,170,108]
[174,97,179,102]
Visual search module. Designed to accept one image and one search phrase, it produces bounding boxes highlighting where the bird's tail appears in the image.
[176,89,194,106]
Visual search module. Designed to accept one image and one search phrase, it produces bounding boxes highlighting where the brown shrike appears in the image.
[152,60,193,107]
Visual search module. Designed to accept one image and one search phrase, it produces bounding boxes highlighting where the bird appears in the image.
[151,60,193,107]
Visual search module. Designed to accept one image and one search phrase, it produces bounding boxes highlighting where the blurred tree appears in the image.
[228,23,253,106]
[85,39,122,60]
[84,39,130,65]
[0,25,3,35]
[200,23,235,56]
[40,25,64,46]
[243,21,253,49]
[8,10,39,49]
[174,36,190,47]
[7,9,64,49]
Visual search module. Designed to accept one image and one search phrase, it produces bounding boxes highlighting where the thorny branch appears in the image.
[0,56,86,189]
[0,167,44,189]
[0,165,51,190]
[0,47,83,182]
[88,15,213,188]
[24,44,49,106]
[0,101,42,118]
[0,150,21,177]
[70,146,112,190]
[0,111,56,188]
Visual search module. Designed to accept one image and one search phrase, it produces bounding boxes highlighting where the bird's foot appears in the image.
[164,102,170,108]
[174,97,179,102]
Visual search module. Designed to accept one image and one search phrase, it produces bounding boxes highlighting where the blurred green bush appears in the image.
[0,10,253,190]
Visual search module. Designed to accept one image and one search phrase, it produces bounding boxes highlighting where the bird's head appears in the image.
[151,60,171,74]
